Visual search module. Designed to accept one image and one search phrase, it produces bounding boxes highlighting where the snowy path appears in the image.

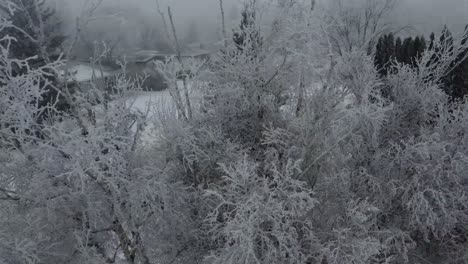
[125,90,174,145]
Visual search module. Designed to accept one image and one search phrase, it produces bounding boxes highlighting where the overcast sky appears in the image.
[397,0,467,34]
[55,0,467,37]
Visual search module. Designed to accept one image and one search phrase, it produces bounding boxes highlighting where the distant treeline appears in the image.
[375,25,468,100]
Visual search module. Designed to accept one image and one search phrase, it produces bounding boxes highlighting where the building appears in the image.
[125,50,168,91]
[125,48,214,91]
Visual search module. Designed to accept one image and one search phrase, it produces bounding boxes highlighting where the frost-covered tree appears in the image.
[3,0,468,263]
[204,153,318,264]
[0,7,195,263]
[451,25,468,100]
[0,0,66,61]
[323,0,398,55]
[232,0,263,56]
[0,0,68,115]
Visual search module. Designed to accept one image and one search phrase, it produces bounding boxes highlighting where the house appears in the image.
[125,50,169,91]
[125,47,214,91]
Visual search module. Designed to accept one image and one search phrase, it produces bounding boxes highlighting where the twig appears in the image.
[263,53,287,88]
[168,6,192,120]
[0,187,20,201]
[155,0,172,49]
[167,244,189,264]
[298,126,360,188]
[91,227,115,234]
[296,66,305,116]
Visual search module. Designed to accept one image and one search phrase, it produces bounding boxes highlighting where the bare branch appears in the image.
[155,0,172,49]
[167,6,192,120]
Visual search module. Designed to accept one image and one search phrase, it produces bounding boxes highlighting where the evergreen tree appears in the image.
[451,25,468,100]
[418,36,427,58]
[1,0,65,62]
[385,33,396,63]
[420,36,427,50]
[395,37,403,63]
[375,34,428,76]
[440,26,455,95]
[410,36,421,66]
[401,37,413,65]
[376,33,396,75]
[427,32,438,71]
[232,1,262,56]
[428,32,436,50]
[440,25,454,56]
[0,0,68,114]
[375,36,386,75]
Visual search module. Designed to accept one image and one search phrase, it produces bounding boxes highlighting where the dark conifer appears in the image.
[1,0,66,62]
[375,36,386,75]
[395,37,403,63]
[451,25,468,100]
[0,0,68,114]
[429,32,436,50]
[401,37,413,65]
[232,1,262,57]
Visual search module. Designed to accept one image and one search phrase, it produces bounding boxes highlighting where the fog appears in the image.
[56,0,241,36]
[397,0,468,34]
[54,0,467,35]
[51,0,467,59]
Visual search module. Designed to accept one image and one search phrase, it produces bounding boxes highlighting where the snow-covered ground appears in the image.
[124,81,204,146]
[124,90,174,145]
[59,62,119,83]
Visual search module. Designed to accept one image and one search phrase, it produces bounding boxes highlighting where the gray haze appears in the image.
[52,0,467,48]
[55,0,241,34]
[397,0,468,34]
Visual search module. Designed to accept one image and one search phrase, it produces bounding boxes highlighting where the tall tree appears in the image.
[451,25,468,100]
[1,0,65,62]
[401,37,412,65]
[440,25,454,56]
[395,36,403,63]
[232,0,262,56]
[384,33,396,70]
[0,0,68,114]
[429,32,436,50]
[440,26,455,95]
[375,34,428,75]
[375,36,386,75]
[418,36,427,58]
[326,0,397,55]
[408,36,418,66]
[375,33,396,75]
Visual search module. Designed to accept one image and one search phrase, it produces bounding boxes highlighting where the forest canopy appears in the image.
[1,0,468,263]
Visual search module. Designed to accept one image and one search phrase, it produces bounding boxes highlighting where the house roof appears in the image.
[127,50,162,63]
[126,48,213,64]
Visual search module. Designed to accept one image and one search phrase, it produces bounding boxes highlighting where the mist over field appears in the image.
[1,0,468,263]
[53,0,467,44]
[397,0,468,34]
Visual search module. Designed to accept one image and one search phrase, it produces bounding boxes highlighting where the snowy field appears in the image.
[123,81,203,145]
[125,90,173,145]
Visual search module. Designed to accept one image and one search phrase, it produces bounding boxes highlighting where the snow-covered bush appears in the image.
[199,27,291,147]
[318,33,468,264]
[204,134,318,264]
[0,11,196,263]
[2,0,468,263]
